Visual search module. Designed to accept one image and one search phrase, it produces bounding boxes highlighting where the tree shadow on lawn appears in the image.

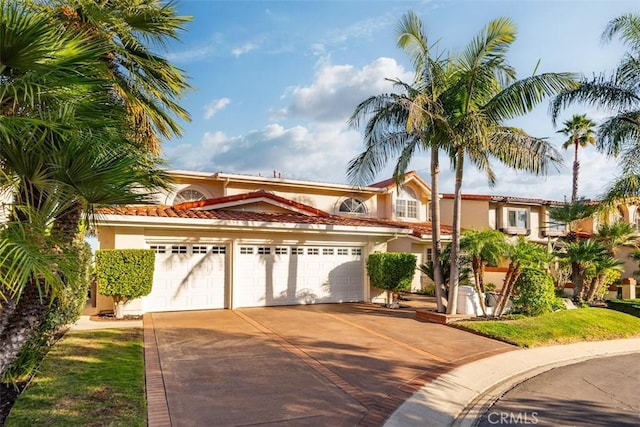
[5,329,145,427]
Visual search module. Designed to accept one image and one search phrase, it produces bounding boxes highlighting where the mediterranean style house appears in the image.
[89,169,640,315]
[89,170,452,315]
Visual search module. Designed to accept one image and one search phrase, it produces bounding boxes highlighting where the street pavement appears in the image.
[475,353,640,427]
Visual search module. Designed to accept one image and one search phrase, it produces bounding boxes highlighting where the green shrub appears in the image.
[513,268,564,317]
[607,299,640,318]
[367,252,416,305]
[95,249,155,305]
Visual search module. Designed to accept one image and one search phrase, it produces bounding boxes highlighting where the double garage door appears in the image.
[144,243,364,312]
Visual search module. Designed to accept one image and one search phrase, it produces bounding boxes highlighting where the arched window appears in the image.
[396,187,419,219]
[635,210,640,231]
[339,198,367,214]
[174,189,206,205]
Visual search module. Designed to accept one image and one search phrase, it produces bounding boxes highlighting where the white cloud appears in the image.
[284,57,413,123]
[203,98,231,120]
[167,123,364,183]
[232,42,258,58]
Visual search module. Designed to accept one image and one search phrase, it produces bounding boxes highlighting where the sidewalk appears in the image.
[69,315,142,331]
[385,337,640,427]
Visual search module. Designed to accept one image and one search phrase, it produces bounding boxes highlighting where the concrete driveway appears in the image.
[144,303,513,427]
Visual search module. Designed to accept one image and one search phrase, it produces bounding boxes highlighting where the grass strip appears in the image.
[7,328,145,427]
[456,307,640,348]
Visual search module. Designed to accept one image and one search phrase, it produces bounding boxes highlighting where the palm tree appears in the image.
[557,239,609,302]
[551,13,640,203]
[438,18,576,314]
[493,238,550,317]
[348,11,454,313]
[548,199,597,243]
[460,229,507,316]
[584,255,623,302]
[0,0,171,376]
[46,0,192,154]
[350,12,576,315]
[557,114,596,202]
[594,220,638,256]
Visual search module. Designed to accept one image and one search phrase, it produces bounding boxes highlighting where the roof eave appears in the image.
[94,214,412,236]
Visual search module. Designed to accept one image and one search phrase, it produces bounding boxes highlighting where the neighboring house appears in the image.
[440,194,640,288]
[440,193,568,286]
[89,170,452,315]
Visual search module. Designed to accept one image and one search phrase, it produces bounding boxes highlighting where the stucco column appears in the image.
[621,277,637,300]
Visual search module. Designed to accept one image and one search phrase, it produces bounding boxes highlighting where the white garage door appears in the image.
[233,245,364,308]
[144,244,227,312]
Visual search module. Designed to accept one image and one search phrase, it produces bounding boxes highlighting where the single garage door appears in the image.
[233,245,364,308]
[144,244,227,312]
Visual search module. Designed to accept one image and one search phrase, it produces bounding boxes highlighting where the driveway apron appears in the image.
[146,304,513,426]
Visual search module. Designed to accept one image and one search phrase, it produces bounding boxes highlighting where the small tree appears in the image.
[367,252,417,307]
[95,249,155,318]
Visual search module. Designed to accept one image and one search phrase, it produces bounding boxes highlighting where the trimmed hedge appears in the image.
[95,249,155,303]
[366,252,417,292]
[513,267,564,316]
[607,299,640,318]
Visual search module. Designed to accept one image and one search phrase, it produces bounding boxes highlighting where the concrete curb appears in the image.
[384,338,640,427]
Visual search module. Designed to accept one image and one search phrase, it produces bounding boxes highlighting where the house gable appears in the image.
[174,190,331,217]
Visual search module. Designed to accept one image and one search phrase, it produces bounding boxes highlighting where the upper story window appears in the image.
[396,187,419,219]
[174,189,206,205]
[507,208,528,229]
[635,210,640,231]
[339,198,367,214]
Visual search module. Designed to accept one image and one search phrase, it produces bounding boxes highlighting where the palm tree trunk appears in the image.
[471,258,487,316]
[571,142,579,202]
[0,281,49,376]
[447,147,464,314]
[495,266,520,317]
[52,201,83,246]
[430,141,446,312]
[572,262,585,301]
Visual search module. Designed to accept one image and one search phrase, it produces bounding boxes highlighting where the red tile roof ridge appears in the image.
[174,190,331,217]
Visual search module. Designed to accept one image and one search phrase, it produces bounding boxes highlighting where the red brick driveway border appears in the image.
[144,313,172,427]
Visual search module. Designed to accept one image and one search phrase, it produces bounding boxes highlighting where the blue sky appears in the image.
[161,0,638,201]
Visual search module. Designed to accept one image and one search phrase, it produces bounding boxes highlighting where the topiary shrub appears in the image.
[95,249,155,318]
[367,252,417,306]
[513,267,564,316]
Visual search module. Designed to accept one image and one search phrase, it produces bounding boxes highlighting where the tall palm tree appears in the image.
[348,11,454,312]
[349,12,576,314]
[557,114,596,202]
[551,13,640,203]
[460,229,508,316]
[437,18,576,314]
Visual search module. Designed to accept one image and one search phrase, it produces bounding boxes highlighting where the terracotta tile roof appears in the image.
[97,205,451,238]
[174,190,330,217]
[441,193,563,205]
[441,193,492,201]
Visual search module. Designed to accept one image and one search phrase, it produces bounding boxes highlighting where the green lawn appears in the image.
[7,328,145,427]
[456,307,640,348]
